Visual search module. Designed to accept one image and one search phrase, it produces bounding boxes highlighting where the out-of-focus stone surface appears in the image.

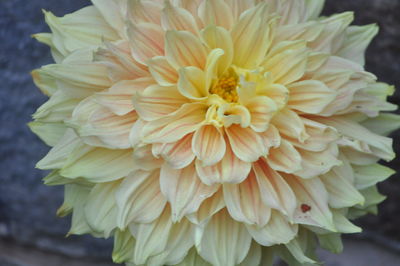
[0,0,399,264]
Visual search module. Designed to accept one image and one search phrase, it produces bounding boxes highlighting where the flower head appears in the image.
[31,0,399,265]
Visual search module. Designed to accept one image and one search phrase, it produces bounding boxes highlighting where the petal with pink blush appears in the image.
[116,170,166,227]
[142,103,207,143]
[246,96,278,133]
[133,85,187,121]
[253,160,296,218]
[127,22,165,65]
[193,125,226,166]
[223,171,271,226]
[226,125,267,162]
[260,124,281,150]
[272,108,309,143]
[160,163,219,222]
[266,139,302,174]
[246,210,298,246]
[161,1,199,34]
[197,209,252,266]
[147,56,178,86]
[288,80,337,114]
[165,30,207,70]
[154,133,195,169]
[127,0,162,24]
[187,189,225,225]
[198,0,234,30]
[133,145,163,171]
[283,175,336,232]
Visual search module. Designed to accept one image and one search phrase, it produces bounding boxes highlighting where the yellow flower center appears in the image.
[210,76,239,103]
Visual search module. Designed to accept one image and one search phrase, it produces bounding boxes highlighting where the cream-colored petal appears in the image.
[315,116,395,161]
[284,175,336,232]
[353,164,395,190]
[187,189,225,225]
[247,211,298,246]
[127,22,165,65]
[197,209,252,266]
[36,129,82,170]
[226,125,267,162]
[262,41,308,85]
[224,171,271,226]
[142,103,207,143]
[127,0,162,24]
[94,79,151,116]
[224,0,255,20]
[165,30,207,69]
[60,146,134,182]
[84,181,119,237]
[198,0,234,29]
[295,144,342,179]
[266,139,302,174]
[336,24,378,66]
[309,12,354,53]
[231,3,276,68]
[288,80,337,114]
[116,170,166,228]
[320,170,364,208]
[178,66,208,99]
[195,140,252,185]
[160,163,219,222]
[161,1,199,34]
[175,248,211,266]
[132,84,188,121]
[153,133,195,169]
[201,25,234,76]
[253,160,297,218]
[95,41,148,81]
[147,56,178,86]
[238,241,262,266]
[260,124,281,150]
[246,96,278,132]
[91,0,126,34]
[193,125,226,166]
[132,145,164,171]
[272,108,309,142]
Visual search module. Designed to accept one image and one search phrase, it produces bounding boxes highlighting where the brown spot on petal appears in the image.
[301,204,311,213]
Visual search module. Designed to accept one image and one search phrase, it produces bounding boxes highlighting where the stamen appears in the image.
[210,76,239,103]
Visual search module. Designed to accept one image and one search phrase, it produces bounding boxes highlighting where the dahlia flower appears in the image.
[30,0,399,265]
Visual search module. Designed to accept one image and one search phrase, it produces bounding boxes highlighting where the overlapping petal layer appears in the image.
[31,0,399,265]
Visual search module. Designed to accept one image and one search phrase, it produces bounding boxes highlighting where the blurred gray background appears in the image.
[0,0,399,265]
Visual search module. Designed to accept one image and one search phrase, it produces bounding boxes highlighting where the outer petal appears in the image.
[197,209,252,266]
[153,133,195,169]
[223,171,271,226]
[162,1,199,34]
[198,0,234,29]
[116,170,166,227]
[60,146,134,182]
[287,80,337,114]
[253,160,297,218]
[142,103,207,143]
[147,56,178,86]
[246,211,298,246]
[266,139,302,174]
[133,85,187,121]
[283,175,336,231]
[272,108,309,142]
[160,163,219,222]
[127,22,165,65]
[193,125,226,166]
[84,181,119,237]
[127,0,162,24]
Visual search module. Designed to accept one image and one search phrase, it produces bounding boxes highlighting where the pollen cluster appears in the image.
[210,76,239,103]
